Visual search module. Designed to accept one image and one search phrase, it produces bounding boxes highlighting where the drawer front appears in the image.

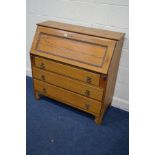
[34,79,101,115]
[33,67,103,101]
[34,56,100,86]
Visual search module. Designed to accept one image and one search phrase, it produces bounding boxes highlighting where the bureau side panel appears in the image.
[103,36,125,111]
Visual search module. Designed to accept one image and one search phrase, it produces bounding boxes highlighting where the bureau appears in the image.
[30,20,125,124]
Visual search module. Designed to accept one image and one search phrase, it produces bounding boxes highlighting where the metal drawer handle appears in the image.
[40,63,45,69]
[84,103,90,110]
[41,75,45,81]
[86,77,92,84]
[85,90,90,96]
[42,88,47,93]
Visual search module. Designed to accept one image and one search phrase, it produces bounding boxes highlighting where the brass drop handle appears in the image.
[41,75,45,81]
[86,77,92,84]
[42,88,47,93]
[84,103,90,110]
[40,63,45,69]
[85,90,90,96]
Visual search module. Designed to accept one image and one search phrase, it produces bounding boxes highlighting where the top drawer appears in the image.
[34,56,100,86]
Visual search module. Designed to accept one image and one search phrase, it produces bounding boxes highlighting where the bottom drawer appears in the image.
[34,79,101,115]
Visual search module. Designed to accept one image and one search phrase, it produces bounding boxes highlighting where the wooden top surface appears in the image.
[37,20,124,41]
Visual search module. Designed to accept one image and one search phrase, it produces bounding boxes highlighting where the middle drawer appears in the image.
[32,67,103,101]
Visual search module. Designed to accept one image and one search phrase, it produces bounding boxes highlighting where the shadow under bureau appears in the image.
[30,20,125,124]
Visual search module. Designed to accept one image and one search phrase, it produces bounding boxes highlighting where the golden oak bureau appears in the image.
[30,20,125,124]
